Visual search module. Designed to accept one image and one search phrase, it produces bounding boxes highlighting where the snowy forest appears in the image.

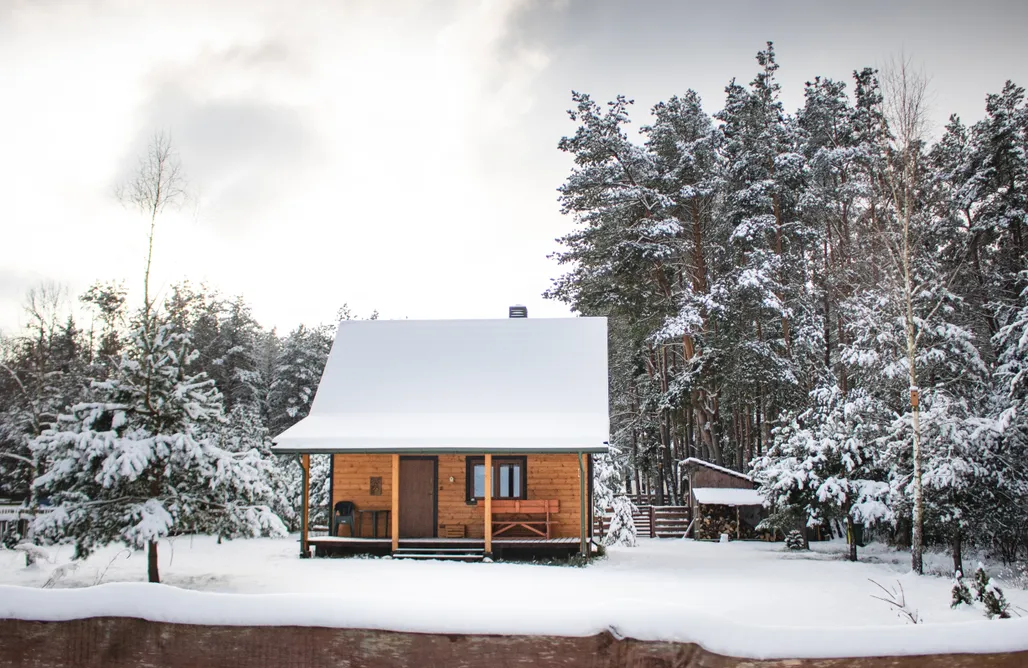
[0,276,369,575]
[547,44,1028,572]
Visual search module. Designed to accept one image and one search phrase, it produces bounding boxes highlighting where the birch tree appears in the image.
[876,57,934,574]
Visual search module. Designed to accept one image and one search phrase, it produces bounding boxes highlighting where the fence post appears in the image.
[649,505,656,538]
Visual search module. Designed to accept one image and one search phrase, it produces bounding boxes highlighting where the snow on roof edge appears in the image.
[680,457,753,482]
[692,487,765,506]
[2,583,1026,660]
[270,443,610,455]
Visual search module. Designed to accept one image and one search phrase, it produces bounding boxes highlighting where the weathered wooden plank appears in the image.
[2,618,1025,668]
[300,454,310,557]
[391,455,399,551]
[484,454,492,554]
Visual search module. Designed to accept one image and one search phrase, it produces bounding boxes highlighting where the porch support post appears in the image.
[484,454,492,555]
[300,454,310,559]
[578,452,588,557]
[391,454,400,552]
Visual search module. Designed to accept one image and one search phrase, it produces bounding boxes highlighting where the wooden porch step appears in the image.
[396,547,485,553]
[393,553,485,562]
[392,547,486,562]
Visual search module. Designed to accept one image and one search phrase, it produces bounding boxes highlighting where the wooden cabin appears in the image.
[272,314,609,560]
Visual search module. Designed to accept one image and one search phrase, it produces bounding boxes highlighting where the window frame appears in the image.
[465,456,527,503]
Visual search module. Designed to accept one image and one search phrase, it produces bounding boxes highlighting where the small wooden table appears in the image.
[357,509,391,538]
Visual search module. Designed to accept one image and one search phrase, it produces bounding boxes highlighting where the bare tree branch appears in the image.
[117,131,187,313]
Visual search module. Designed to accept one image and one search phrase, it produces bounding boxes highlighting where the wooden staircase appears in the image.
[595,504,692,539]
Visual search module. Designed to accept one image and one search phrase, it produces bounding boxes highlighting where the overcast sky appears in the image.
[2,0,1026,333]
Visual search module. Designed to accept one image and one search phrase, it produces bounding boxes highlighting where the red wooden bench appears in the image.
[491,499,560,539]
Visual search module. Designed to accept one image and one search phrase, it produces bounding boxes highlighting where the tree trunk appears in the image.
[846,515,857,562]
[952,528,963,576]
[907,280,925,576]
[147,540,160,583]
[656,464,666,505]
[23,462,38,568]
[772,186,792,356]
[631,415,640,496]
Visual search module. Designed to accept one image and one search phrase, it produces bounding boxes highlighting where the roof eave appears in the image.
[271,444,610,455]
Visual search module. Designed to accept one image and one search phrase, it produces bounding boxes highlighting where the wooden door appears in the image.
[399,457,437,538]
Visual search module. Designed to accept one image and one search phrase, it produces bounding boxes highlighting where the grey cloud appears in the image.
[119,41,321,234]
[0,269,73,332]
[501,0,1028,144]
[0,268,48,305]
[212,41,305,75]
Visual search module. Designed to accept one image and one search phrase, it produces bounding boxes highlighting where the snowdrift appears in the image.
[1,583,1027,662]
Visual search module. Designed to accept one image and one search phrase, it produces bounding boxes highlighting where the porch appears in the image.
[297,451,595,559]
[306,535,584,561]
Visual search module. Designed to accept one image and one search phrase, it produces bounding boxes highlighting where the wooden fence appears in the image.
[595,504,692,539]
[0,505,51,543]
[2,618,1024,668]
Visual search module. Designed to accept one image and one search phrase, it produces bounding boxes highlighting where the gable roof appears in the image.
[679,457,754,482]
[272,317,610,454]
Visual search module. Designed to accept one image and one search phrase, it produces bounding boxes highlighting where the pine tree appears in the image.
[0,286,89,565]
[715,43,808,439]
[268,324,333,436]
[593,443,638,547]
[79,281,128,364]
[753,383,891,560]
[31,310,286,582]
[951,570,974,607]
[214,402,298,535]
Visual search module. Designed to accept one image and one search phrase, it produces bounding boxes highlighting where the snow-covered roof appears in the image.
[680,457,753,482]
[272,317,609,454]
[692,487,765,506]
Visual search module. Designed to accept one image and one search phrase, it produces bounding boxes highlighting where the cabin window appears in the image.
[466,457,527,502]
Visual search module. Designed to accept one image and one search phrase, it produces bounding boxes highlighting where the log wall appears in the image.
[331,453,585,538]
[688,468,755,490]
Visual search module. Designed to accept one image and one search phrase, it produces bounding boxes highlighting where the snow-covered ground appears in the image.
[2,536,1027,660]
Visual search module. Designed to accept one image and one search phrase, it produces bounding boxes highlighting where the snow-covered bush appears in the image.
[604,495,638,547]
[951,571,974,608]
[954,565,1012,619]
[972,565,1011,619]
[594,443,637,548]
[785,530,805,550]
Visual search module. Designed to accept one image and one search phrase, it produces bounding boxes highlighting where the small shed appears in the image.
[680,458,766,540]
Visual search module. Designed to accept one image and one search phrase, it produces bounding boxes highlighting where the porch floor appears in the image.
[309,536,580,547]
[307,535,583,559]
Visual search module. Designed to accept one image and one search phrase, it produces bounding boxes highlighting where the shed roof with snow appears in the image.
[691,487,765,507]
[680,457,754,483]
[272,317,610,455]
